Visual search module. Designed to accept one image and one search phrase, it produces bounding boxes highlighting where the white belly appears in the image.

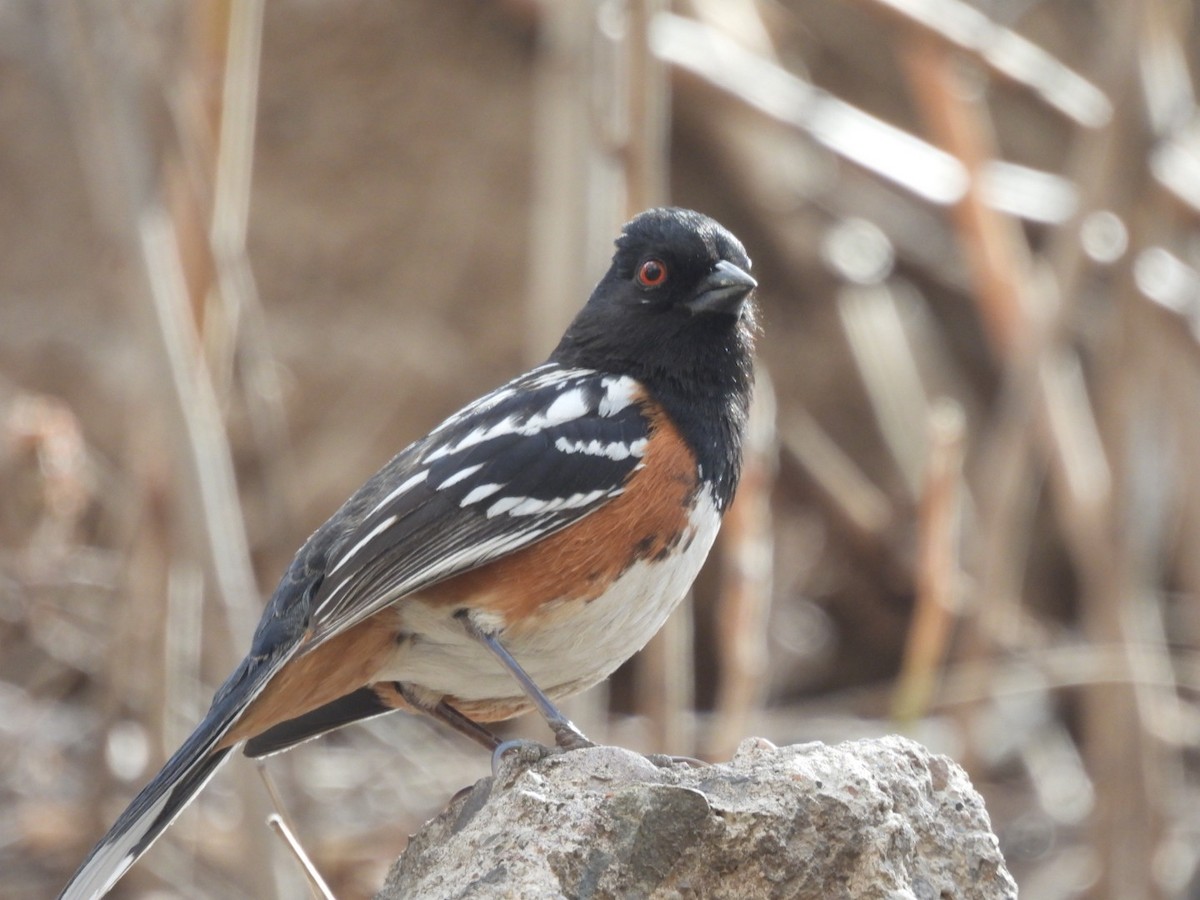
[375,487,721,703]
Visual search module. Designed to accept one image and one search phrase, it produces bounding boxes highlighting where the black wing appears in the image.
[249,364,651,656]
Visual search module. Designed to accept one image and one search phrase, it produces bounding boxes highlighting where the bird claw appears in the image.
[646,752,709,768]
[552,722,595,752]
[490,738,550,776]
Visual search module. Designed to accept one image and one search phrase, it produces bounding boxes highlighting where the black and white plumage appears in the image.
[60,207,758,900]
[300,366,652,639]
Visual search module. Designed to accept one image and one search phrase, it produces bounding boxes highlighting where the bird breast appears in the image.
[378,487,721,707]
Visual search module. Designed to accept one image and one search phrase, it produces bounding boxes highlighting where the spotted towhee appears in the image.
[61,207,758,899]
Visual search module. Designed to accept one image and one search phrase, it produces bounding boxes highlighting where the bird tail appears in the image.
[57,712,235,900]
[56,646,286,900]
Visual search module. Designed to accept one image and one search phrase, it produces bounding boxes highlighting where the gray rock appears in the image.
[377,735,1017,900]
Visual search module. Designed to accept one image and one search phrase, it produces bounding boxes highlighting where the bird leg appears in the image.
[456,611,595,751]
[394,682,503,751]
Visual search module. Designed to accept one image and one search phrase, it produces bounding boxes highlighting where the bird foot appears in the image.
[646,752,710,769]
[551,721,595,752]
[491,739,552,776]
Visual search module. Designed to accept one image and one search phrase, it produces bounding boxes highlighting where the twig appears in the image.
[624,0,668,214]
[267,815,336,900]
[527,1,624,356]
[853,0,1112,128]
[901,37,1030,358]
[651,13,967,206]
[256,761,336,899]
[137,205,263,643]
[891,400,964,724]
[207,0,291,539]
[837,283,933,499]
[778,407,894,548]
[211,0,264,254]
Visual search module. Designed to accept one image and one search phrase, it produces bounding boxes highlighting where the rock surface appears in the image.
[376,735,1017,900]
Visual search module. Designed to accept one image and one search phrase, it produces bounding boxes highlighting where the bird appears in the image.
[60,206,758,899]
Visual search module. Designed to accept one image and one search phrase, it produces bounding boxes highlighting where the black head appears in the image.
[551,207,757,390]
[551,207,758,508]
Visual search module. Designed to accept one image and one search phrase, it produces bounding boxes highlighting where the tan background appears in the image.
[3,1,1199,898]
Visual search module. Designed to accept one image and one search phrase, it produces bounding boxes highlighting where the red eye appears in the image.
[637,259,668,287]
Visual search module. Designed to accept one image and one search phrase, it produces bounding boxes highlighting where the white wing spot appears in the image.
[599,376,639,417]
[437,463,484,490]
[428,386,518,437]
[542,388,589,425]
[366,469,428,520]
[426,416,521,462]
[486,488,612,518]
[509,497,552,516]
[486,496,524,518]
[461,483,505,506]
[528,366,594,389]
[553,436,648,462]
[330,514,398,575]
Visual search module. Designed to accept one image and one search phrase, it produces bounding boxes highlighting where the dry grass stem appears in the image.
[892,400,965,724]
[267,814,336,900]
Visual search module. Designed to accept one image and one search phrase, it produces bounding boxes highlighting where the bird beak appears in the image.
[687,260,757,315]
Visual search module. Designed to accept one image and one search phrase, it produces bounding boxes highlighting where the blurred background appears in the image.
[2,0,1199,897]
